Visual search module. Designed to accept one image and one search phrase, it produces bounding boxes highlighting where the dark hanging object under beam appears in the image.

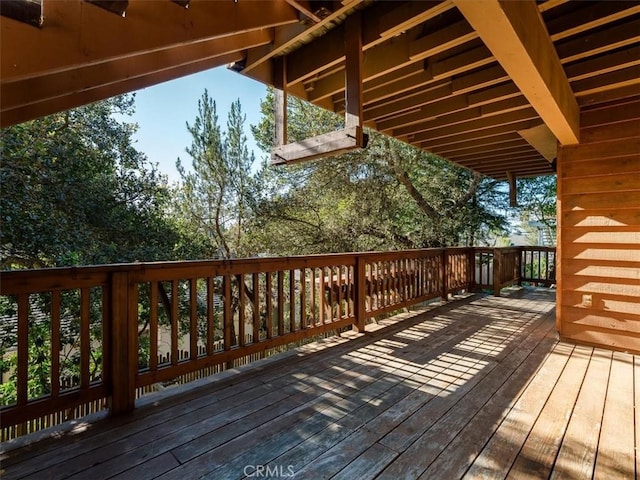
[171,0,190,8]
[0,0,43,28]
[85,0,129,17]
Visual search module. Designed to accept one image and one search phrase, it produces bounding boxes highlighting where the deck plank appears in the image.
[549,348,612,480]
[301,303,556,479]
[593,350,636,479]
[376,314,557,479]
[459,342,575,480]
[505,345,592,479]
[1,289,636,480]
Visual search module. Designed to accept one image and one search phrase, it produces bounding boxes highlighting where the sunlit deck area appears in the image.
[2,288,637,480]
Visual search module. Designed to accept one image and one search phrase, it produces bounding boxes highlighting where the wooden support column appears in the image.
[507,171,518,207]
[271,9,366,165]
[493,249,502,297]
[353,256,366,333]
[110,272,136,415]
[345,11,363,131]
[273,56,287,147]
[441,249,448,301]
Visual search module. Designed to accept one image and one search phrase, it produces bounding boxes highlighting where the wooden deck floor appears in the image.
[2,288,638,480]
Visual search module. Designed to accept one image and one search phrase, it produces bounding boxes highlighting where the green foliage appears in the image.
[249,89,508,254]
[175,92,256,258]
[0,95,206,269]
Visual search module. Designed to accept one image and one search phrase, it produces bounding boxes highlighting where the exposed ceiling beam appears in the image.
[242,0,365,75]
[1,30,272,114]
[419,119,541,150]
[1,0,298,82]
[1,52,243,128]
[546,2,640,42]
[393,95,530,138]
[517,123,557,161]
[285,1,456,85]
[409,107,539,144]
[555,17,640,65]
[453,0,580,145]
[283,0,322,23]
[432,137,526,157]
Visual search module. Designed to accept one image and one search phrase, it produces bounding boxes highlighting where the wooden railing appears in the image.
[0,246,553,440]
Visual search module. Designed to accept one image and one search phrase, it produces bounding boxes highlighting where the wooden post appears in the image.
[353,256,366,333]
[273,56,287,147]
[441,249,448,301]
[345,10,363,131]
[493,249,501,297]
[507,171,517,207]
[469,248,476,292]
[517,246,523,287]
[110,271,136,415]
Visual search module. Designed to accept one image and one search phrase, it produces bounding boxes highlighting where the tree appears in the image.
[515,175,557,244]
[175,92,256,258]
[0,94,204,269]
[249,89,508,254]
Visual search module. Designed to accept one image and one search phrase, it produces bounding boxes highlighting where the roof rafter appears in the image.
[453,0,579,145]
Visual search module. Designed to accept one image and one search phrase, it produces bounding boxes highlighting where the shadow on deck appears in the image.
[1,288,638,479]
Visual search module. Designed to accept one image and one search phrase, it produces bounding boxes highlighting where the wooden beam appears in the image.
[419,119,541,149]
[271,126,365,165]
[546,2,640,42]
[517,123,557,162]
[433,138,530,157]
[507,171,517,207]
[555,17,640,65]
[273,56,288,146]
[431,133,523,156]
[0,0,42,27]
[283,0,322,23]
[572,65,640,98]
[1,52,242,128]
[242,1,364,75]
[1,30,272,114]
[409,107,539,144]
[1,0,298,82]
[85,1,128,17]
[565,46,640,83]
[393,95,530,138]
[285,1,458,85]
[453,0,580,144]
[344,11,363,129]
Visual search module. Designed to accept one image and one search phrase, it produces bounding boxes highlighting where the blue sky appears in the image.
[128,67,268,183]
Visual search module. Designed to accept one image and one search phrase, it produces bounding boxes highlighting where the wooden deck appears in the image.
[1,288,638,480]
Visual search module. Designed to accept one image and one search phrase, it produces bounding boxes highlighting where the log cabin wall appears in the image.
[557,94,640,354]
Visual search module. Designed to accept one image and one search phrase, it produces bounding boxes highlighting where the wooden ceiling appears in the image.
[2,0,639,179]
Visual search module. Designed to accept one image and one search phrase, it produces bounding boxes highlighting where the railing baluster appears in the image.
[223,275,232,351]
[239,274,246,346]
[150,282,159,369]
[253,272,260,340]
[51,291,61,398]
[190,278,198,361]
[80,287,90,389]
[277,271,284,335]
[265,271,273,338]
[300,268,306,328]
[206,277,213,355]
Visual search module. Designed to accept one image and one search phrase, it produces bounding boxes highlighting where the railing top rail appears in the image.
[0,247,474,281]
